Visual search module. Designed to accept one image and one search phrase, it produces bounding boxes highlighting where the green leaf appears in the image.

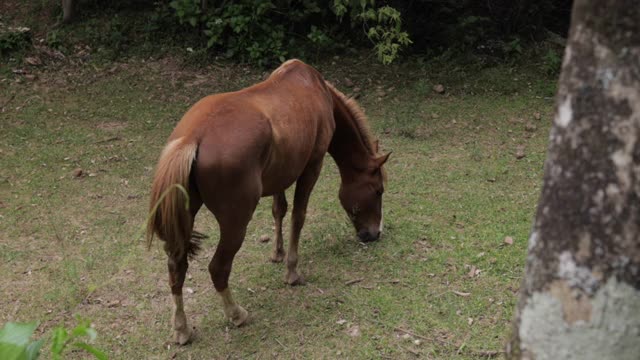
[0,322,38,348]
[50,327,68,357]
[71,323,97,342]
[24,339,44,360]
[0,344,25,360]
[74,343,108,360]
[0,322,40,360]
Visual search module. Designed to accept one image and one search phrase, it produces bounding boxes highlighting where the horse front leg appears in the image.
[285,160,323,285]
[270,192,287,262]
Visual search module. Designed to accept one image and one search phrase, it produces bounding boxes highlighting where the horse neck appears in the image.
[327,96,372,179]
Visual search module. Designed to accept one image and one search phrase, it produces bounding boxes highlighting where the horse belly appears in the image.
[260,127,323,196]
[260,155,309,196]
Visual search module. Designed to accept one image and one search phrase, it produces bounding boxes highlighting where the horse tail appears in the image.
[146,137,200,259]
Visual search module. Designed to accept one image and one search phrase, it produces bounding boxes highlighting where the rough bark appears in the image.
[507,1,640,359]
[62,0,76,24]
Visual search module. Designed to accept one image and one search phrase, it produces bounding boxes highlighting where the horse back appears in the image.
[168,60,335,197]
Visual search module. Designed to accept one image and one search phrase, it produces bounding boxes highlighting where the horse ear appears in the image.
[374,152,391,168]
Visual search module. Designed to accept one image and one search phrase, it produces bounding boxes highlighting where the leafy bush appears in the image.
[350,4,412,64]
[28,0,572,66]
[160,0,411,66]
[542,48,562,75]
[0,25,31,57]
[0,319,107,360]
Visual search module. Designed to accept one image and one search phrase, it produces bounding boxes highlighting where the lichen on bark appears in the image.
[507,1,640,358]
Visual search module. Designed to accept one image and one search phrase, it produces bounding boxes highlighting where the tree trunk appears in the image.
[62,0,76,24]
[507,1,640,359]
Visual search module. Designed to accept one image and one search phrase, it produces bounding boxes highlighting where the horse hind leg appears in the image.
[168,254,191,344]
[205,181,260,326]
[270,192,287,262]
[208,213,254,326]
[167,190,202,345]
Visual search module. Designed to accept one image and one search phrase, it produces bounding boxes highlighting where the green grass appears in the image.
[0,57,555,359]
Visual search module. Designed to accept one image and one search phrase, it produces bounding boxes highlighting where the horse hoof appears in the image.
[228,305,249,327]
[285,272,306,286]
[270,251,285,263]
[174,328,192,345]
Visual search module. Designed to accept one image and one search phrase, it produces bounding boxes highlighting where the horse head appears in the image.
[339,145,390,242]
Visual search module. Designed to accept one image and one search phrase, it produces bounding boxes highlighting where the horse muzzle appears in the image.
[357,229,381,243]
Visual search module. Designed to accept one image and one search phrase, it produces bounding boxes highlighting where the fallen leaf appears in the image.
[259,234,270,243]
[452,290,471,297]
[344,78,354,87]
[467,265,477,278]
[534,112,541,120]
[504,236,514,245]
[467,317,474,325]
[72,168,83,178]
[347,325,361,337]
[336,319,347,325]
[345,278,364,286]
[433,84,445,94]
[24,56,42,66]
[515,145,526,159]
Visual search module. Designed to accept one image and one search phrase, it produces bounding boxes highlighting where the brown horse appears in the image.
[146,59,390,344]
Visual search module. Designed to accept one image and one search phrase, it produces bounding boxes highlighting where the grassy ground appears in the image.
[0,55,555,359]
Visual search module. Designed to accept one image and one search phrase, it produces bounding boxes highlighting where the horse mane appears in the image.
[324,81,376,156]
[325,81,388,183]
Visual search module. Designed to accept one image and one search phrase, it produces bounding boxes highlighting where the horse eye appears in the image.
[376,189,383,196]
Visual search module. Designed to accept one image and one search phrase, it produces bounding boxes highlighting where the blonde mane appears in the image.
[324,81,376,156]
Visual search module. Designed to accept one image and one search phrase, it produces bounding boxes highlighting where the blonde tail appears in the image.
[146,137,198,259]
